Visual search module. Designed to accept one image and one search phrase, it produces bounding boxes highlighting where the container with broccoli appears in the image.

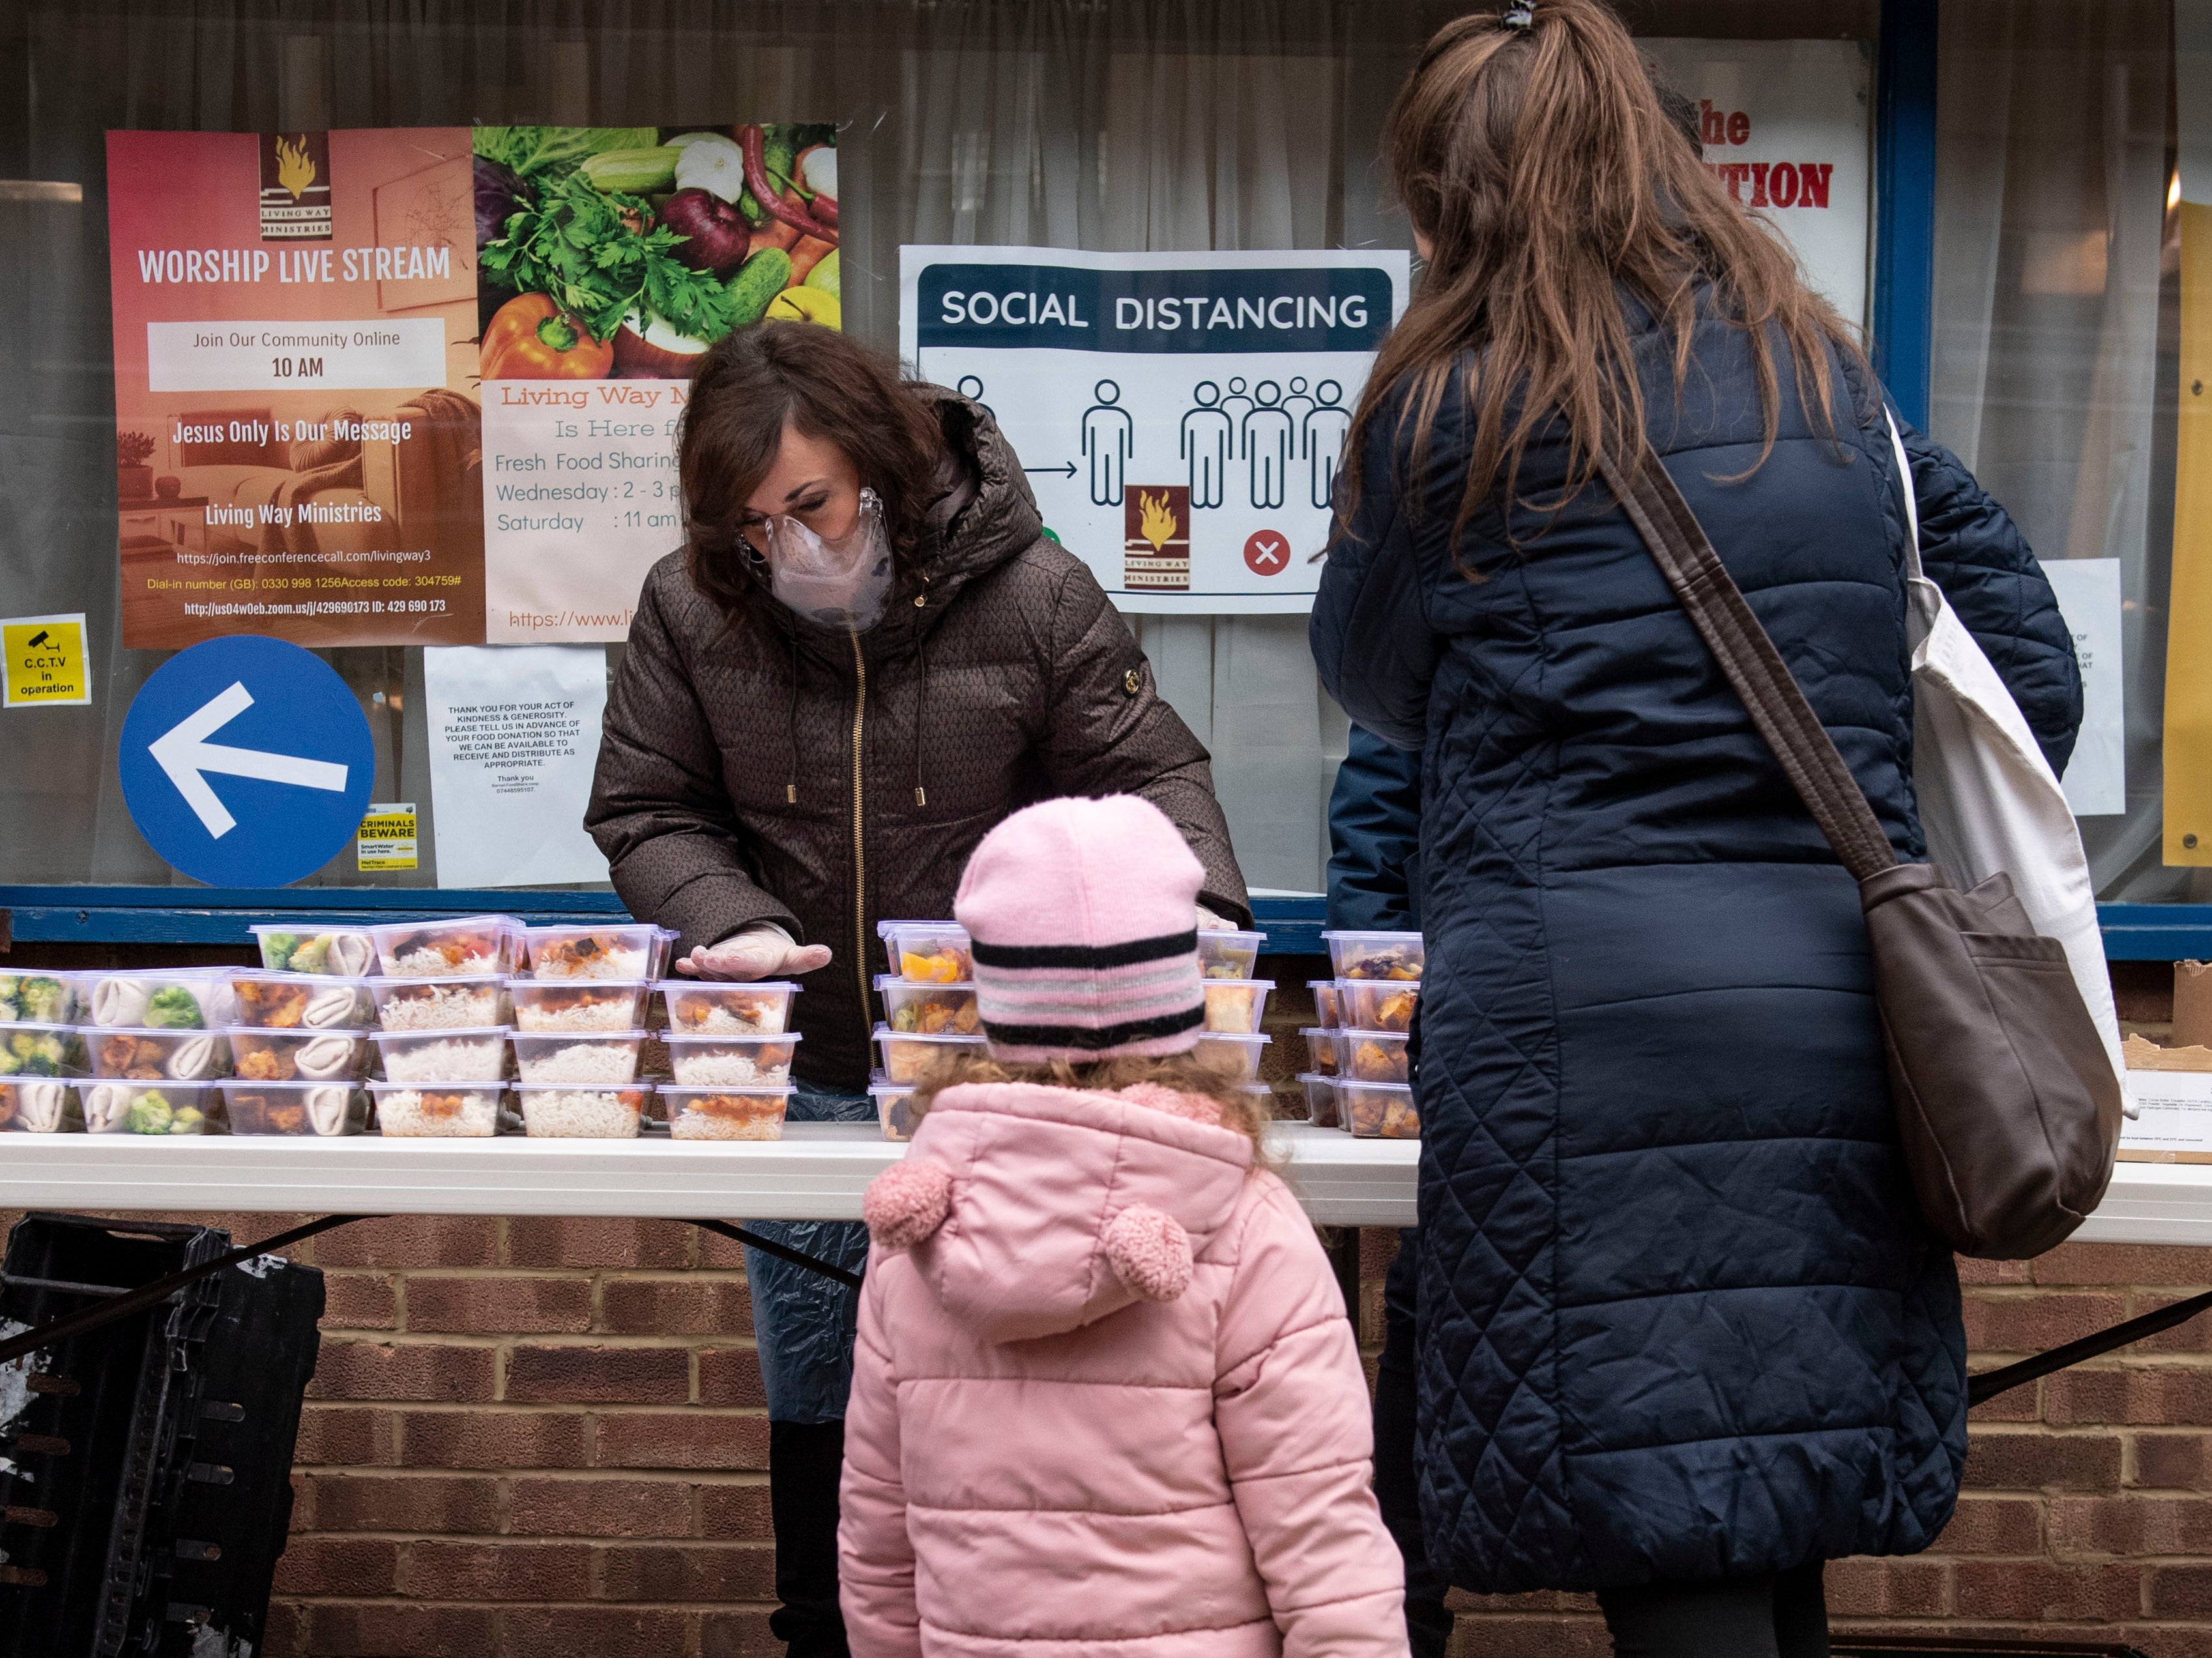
[0,973,79,1024]
[0,1022,86,1077]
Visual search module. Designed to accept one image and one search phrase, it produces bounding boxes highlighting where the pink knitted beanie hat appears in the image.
[953,794,1206,1063]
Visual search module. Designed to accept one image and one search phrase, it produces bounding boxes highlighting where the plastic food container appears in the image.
[1322,930,1425,982]
[1309,980,1344,1030]
[520,923,659,981]
[226,1027,370,1083]
[660,980,799,1036]
[1299,1073,1339,1128]
[249,924,377,977]
[0,971,82,1026]
[370,1026,511,1084]
[84,969,237,1030]
[75,1080,218,1135]
[869,1078,918,1141]
[1190,1030,1269,1081]
[877,921,974,983]
[0,1021,86,1079]
[873,1026,983,1085]
[1197,929,1265,981]
[368,1081,502,1138]
[90,1027,222,1082]
[1340,1079,1421,1139]
[221,1080,366,1137]
[368,915,519,979]
[649,928,680,979]
[516,1083,651,1139]
[876,976,980,1036]
[1300,1028,1339,1076]
[664,1032,799,1086]
[1338,979,1419,1034]
[233,973,374,1030]
[508,980,651,1033]
[662,1084,793,1141]
[1202,979,1271,1034]
[370,976,509,1031]
[0,1078,78,1133]
[510,1030,648,1085]
[1335,1029,1411,1084]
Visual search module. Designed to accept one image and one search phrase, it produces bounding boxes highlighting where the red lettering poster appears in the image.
[106,128,484,648]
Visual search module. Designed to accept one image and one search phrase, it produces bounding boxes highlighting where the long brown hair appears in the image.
[678,323,950,618]
[1345,0,1865,546]
[907,1050,1273,1159]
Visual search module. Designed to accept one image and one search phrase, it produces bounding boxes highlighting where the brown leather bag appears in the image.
[1601,448,2123,1260]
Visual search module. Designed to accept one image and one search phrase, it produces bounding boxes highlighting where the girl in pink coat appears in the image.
[841,794,1408,1658]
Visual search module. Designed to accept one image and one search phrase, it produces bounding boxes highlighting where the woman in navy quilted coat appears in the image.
[1310,5,2082,1653]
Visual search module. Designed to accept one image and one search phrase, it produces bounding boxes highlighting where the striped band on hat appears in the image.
[973,928,1205,1062]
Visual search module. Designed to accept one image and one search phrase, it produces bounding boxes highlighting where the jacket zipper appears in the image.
[849,628,870,1023]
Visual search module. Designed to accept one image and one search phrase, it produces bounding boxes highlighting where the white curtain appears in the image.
[893,6,1379,892]
[12,0,1429,890]
[1930,0,2181,899]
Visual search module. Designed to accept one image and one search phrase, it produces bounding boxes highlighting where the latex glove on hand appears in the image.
[675,923,832,980]
[1196,905,1237,932]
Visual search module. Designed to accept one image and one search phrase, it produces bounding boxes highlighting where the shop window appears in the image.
[0,0,1879,899]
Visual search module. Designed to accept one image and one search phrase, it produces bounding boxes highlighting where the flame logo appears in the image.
[1137,489,1179,552]
[274,135,317,199]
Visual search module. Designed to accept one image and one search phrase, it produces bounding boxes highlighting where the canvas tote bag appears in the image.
[1599,441,2123,1260]
[1880,410,2128,1098]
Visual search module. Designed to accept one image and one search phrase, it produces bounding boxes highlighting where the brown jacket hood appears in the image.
[587,390,1249,1092]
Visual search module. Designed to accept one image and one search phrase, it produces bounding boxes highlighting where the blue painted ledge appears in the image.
[7,888,2204,963]
[0,886,1333,956]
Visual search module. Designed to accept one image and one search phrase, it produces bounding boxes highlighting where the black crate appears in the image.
[0,1212,323,1657]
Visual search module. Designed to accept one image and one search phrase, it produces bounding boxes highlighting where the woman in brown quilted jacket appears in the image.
[584,321,1249,1658]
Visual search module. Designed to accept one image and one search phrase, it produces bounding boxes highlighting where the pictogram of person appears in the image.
[1302,378,1352,510]
[955,375,995,421]
[1282,375,1317,434]
[1242,379,1292,511]
[1180,381,1232,509]
[1081,379,1134,507]
[1220,375,1255,435]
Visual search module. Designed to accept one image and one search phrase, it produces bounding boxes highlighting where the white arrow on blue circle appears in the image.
[147,680,350,839]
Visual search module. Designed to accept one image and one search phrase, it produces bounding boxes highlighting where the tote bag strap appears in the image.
[1882,407,1927,581]
[1597,448,1900,884]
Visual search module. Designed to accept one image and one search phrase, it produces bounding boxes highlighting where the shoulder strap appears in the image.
[1597,448,1900,884]
[1883,407,1926,581]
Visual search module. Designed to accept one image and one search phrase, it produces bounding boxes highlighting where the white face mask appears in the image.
[767,487,894,632]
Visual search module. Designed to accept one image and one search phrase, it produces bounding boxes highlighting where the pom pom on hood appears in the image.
[1101,1204,1194,1302]
[864,1157,953,1249]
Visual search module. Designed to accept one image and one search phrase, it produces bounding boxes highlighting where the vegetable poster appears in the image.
[475,123,839,642]
[105,128,484,649]
[899,248,1406,614]
[104,123,839,650]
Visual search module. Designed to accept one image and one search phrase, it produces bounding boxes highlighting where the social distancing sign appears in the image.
[901,248,1408,615]
[3,613,90,708]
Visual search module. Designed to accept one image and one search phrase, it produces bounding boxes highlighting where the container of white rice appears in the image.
[367,1081,502,1137]
[509,1030,647,1085]
[370,1026,511,1083]
[515,1083,651,1139]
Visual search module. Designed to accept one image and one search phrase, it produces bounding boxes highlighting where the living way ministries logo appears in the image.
[259,132,332,241]
[1125,485,1191,591]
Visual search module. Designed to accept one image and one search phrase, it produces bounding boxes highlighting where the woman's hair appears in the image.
[1345,0,1865,544]
[907,1050,1273,1157]
[678,323,950,617]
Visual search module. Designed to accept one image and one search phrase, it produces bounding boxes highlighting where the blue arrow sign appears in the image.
[119,637,377,887]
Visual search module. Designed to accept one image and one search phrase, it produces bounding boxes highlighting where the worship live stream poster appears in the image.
[104,122,839,649]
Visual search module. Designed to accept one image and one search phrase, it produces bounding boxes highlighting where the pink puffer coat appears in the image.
[838,1079,1408,1658]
